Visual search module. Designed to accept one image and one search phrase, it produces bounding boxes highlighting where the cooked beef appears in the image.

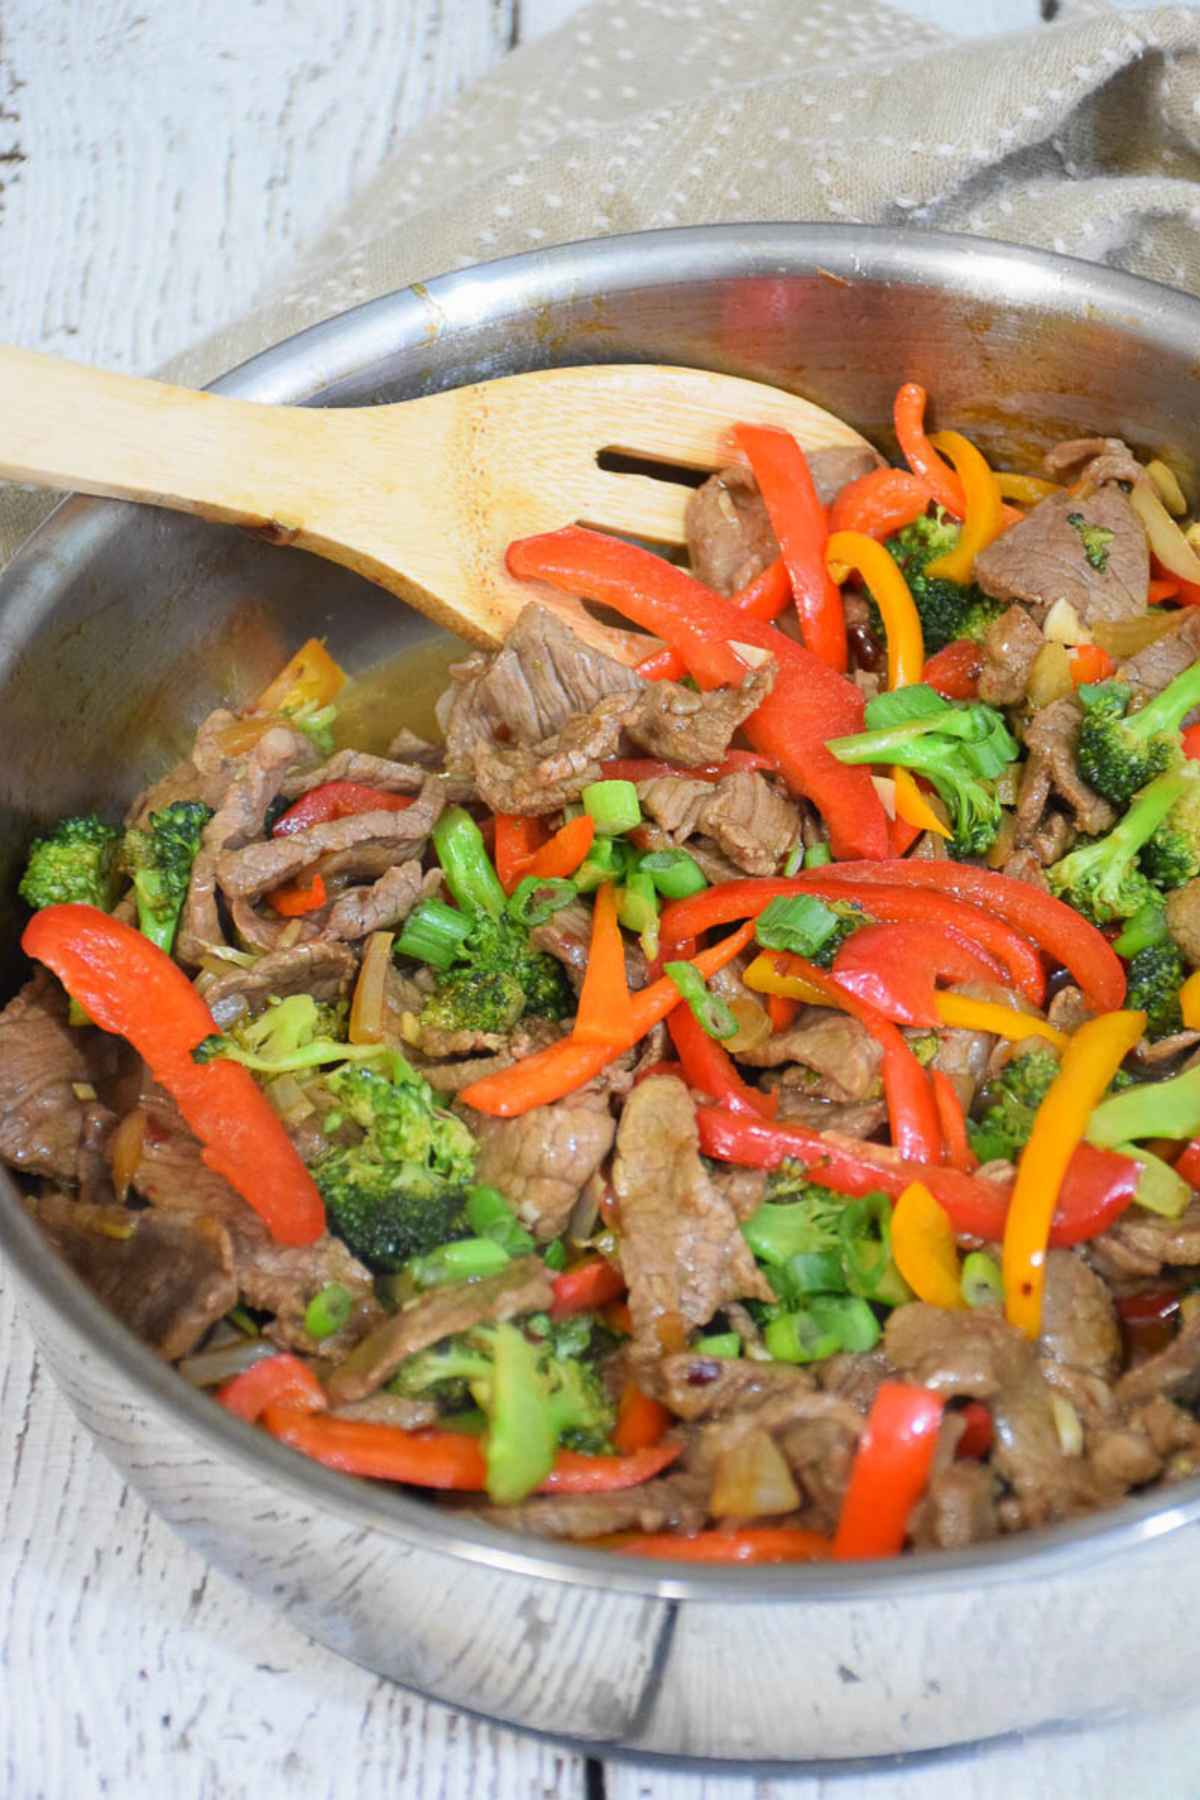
[203,941,358,1029]
[125,755,209,830]
[1088,1200,1200,1281]
[468,1095,616,1242]
[315,842,421,887]
[529,898,648,993]
[612,1076,773,1360]
[686,449,878,595]
[909,1461,998,1550]
[323,861,437,942]
[1167,882,1200,967]
[693,1388,862,1530]
[216,777,445,900]
[976,605,1044,707]
[417,1018,566,1094]
[999,847,1048,889]
[0,978,115,1183]
[1116,1313,1200,1409]
[1037,1250,1121,1381]
[443,604,641,765]
[740,1009,882,1101]
[636,776,713,841]
[709,1164,768,1221]
[279,749,429,801]
[1016,697,1116,843]
[1028,810,1074,867]
[975,487,1148,627]
[772,1092,888,1138]
[1133,1028,1200,1068]
[930,1004,997,1110]
[473,1468,709,1540]
[1043,436,1141,486]
[469,694,638,816]
[35,1192,236,1359]
[700,771,800,876]
[816,1350,894,1415]
[625,662,773,766]
[1119,609,1200,704]
[329,1394,440,1430]
[324,1257,554,1404]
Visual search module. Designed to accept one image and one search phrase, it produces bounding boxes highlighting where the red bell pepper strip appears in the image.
[1176,1138,1200,1186]
[612,1382,672,1454]
[1070,644,1117,687]
[633,1058,684,1085]
[217,1352,327,1424]
[461,919,758,1116]
[800,859,1125,1013]
[833,1380,944,1559]
[923,639,983,701]
[537,1443,681,1493]
[831,921,1006,1028]
[894,384,966,517]
[955,1401,994,1460]
[828,466,935,541]
[550,1256,627,1319]
[696,1108,1140,1246]
[600,1526,833,1563]
[573,883,635,1046]
[1183,724,1200,762]
[600,751,778,785]
[767,993,799,1033]
[22,905,325,1246]
[636,557,792,683]
[273,782,416,838]
[268,871,327,917]
[667,1000,775,1119]
[1149,577,1183,604]
[494,813,548,892]
[733,424,847,671]
[520,814,596,883]
[931,1070,979,1174]
[659,876,1046,1010]
[505,528,889,861]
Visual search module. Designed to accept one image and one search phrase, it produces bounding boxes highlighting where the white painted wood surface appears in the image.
[2,1,1197,1796]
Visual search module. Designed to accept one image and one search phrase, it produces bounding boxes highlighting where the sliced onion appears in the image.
[1093,611,1182,660]
[266,1074,314,1125]
[1027,643,1073,710]
[722,997,773,1055]
[1146,459,1187,517]
[349,930,395,1045]
[1050,1394,1083,1458]
[178,1338,277,1387]
[109,1108,145,1202]
[1129,479,1200,583]
[871,774,897,820]
[709,1427,801,1519]
[1043,598,1090,647]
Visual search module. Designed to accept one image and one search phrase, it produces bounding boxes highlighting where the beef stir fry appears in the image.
[12,383,1200,1565]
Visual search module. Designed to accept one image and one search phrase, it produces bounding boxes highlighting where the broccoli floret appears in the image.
[1141,765,1200,890]
[418,911,571,1038]
[313,1056,477,1271]
[122,799,212,955]
[827,684,1019,858]
[1047,769,1192,924]
[877,513,1007,654]
[1077,663,1200,807]
[743,1171,909,1310]
[19,813,122,912]
[1125,941,1185,1041]
[282,698,338,756]
[968,1045,1060,1164]
[192,992,369,1072]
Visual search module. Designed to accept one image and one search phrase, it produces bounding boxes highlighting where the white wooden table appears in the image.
[1,2,1194,1795]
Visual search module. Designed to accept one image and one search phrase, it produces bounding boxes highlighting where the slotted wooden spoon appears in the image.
[0,349,871,663]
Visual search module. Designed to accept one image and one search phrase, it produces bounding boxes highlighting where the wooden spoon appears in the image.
[0,348,871,663]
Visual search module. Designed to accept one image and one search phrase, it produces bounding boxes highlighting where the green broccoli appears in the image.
[827,683,1019,858]
[1066,512,1115,573]
[1125,941,1185,1041]
[19,813,123,912]
[1077,663,1200,808]
[122,800,212,955]
[313,1055,477,1270]
[877,513,1007,654]
[1047,768,1192,924]
[1140,764,1200,890]
[968,1045,1060,1164]
[192,992,374,1072]
[390,1319,615,1501]
[282,698,338,756]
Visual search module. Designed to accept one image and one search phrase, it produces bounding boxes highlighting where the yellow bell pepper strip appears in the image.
[891,1181,965,1310]
[1182,970,1200,1030]
[925,432,1005,584]
[1003,1008,1146,1338]
[933,991,1069,1051]
[826,529,924,690]
[892,767,951,840]
[995,472,1062,505]
[744,950,833,1010]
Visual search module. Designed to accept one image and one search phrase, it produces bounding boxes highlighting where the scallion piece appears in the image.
[408,1237,512,1291]
[617,870,660,959]
[807,1294,881,1352]
[573,835,620,893]
[763,1311,842,1365]
[394,896,473,970]
[304,1283,353,1341]
[466,1184,535,1254]
[756,894,841,958]
[664,960,737,1040]
[507,876,578,929]
[960,1251,1004,1309]
[805,843,833,868]
[785,1249,847,1296]
[582,779,642,835]
[432,805,507,919]
[542,1238,568,1271]
[839,1194,911,1307]
[692,1331,741,1359]
[639,849,708,900]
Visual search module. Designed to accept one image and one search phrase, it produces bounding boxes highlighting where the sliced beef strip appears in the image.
[469,694,639,816]
[625,662,774,767]
[467,1094,616,1242]
[1087,1200,1200,1281]
[0,977,116,1184]
[686,449,879,596]
[202,940,359,1030]
[929,997,997,1110]
[816,1350,895,1415]
[1118,608,1200,705]
[529,898,648,993]
[1116,1313,1200,1410]
[975,486,1148,628]
[636,776,713,841]
[612,1076,774,1362]
[443,603,642,766]
[34,1192,236,1360]
[324,1256,554,1404]
[471,1467,709,1541]
[323,862,439,943]
[1043,436,1140,485]
[772,1093,888,1138]
[1028,810,1074,867]
[699,770,800,876]
[216,777,445,901]
[279,749,430,801]
[1016,696,1116,843]
[1037,1249,1121,1381]
[708,1164,767,1222]
[999,848,1048,890]
[1167,882,1200,967]
[652,1353,815,1420]
[909,1461,999,1551]
[740,1009,882,1101]
[329,1394,440,1430]
[976,605,1044,707]
[125,755,209,830]
[417,1018,566,1094]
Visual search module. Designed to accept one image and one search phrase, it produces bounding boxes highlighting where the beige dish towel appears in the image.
[5,0,1200,561]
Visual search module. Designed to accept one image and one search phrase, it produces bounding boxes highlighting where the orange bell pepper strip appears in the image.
[894,384,966,517]
[733,423,847,671]
[925,431,1005,583]
[494,813,548,892]
[828,466,934,541]
[23,905,326,1246]
[1181,970,1200,1030]
[268,871,327,916]
[826,529,924,690]
[930,1069,978,1174]
[461,918,759,1118]
[253,636,345,714]
[217,1353,327,1423]
[923,639,983,701]
[550,1256,626,1319]
[636,557,791,683]
[1070,644,1117,687]
[573,883,635,1046]
[891,1181,965,1309]
[522,813,596,882]
[832,1380,944,1560]
[1003,1007,1145,1338]
[599,1526,833,1564]
[612,1382,672,1454]
[994,472,1062,505]
[891,767,951,839]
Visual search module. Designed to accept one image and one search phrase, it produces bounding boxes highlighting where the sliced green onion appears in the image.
[226,1305,261,1338]
[839,1194,911,1306]
[1121,1144,1193,1219]
[507,876,578,929]
[1113,902,1170,958]
[618,870,660,959]
[437,1409,489,1437]
[304,1282,353,1341]
[807,1294,881,1352]
[784,1249,847,1296]
[542,1238,568,1271]
[638,849,708,900]
[432,805,507,919]
[573,836,618,893]
[805,843,833,868]
[466,1184,535,1254]
[582,779,642,835]
[408,1238,512,1290]
[763,1311,842,1365]
[756,894,842,958]
[960,1251,1004,1309]
[395,896,473,969]
[783,843,805,878]
[665,960,737,1040]
[692,1331,741,1359]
